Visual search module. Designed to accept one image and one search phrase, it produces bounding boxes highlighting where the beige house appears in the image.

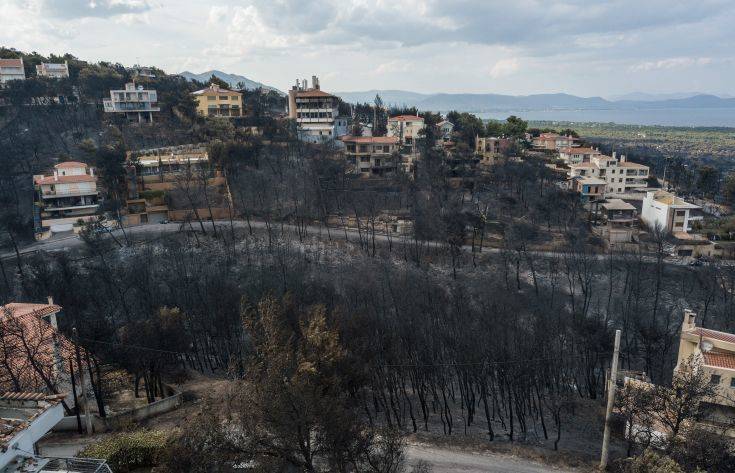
[532,133,577,150]
[676,310,735,410]
[568,152,649,197]
[340,136,400,176]
[36,61,69,79]
[191,84,243,118]
[387,115,424,153]
[558,146,600,164]
[601,199,637,243]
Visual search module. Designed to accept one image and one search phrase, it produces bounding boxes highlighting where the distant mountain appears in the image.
[607,92,707,102]
[179,70,283,95]
[335,90,735,113]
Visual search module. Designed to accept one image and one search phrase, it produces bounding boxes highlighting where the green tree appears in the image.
[503,115,528,139]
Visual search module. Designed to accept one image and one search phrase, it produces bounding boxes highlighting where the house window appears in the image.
[731,377,735,388]
[710,374,721,385]
[207,96,215,101]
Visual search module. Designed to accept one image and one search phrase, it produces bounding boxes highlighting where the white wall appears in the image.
[641,192,670,231]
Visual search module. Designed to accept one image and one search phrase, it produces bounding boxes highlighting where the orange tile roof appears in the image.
[559,147,599,154]
[340,135,399,144]
[54,161,87,169]
[389,115,423,121]
[0,303,74,392]
[0,59,23,67]
[702,351,735,370]
[694,327,735,345]
[36,174,96,185]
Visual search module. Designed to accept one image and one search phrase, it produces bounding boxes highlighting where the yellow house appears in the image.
[676,310,735,410]
[191,84,243,118]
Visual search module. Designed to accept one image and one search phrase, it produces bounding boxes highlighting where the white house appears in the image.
[387,115,425,154]
[0,392,111,472]
[103,82,159,123]
[35,62,69,79]
[0,58,25,84]
[437,120,454,142]
[34,162,99,236]
[568,152,649,197]
[641,190,703,234]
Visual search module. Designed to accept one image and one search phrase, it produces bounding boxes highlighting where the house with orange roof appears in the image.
[676,310,735,413]
[0,58,25,84]
[532,132,577,150]
[558,146,601,165]
[33,162,99,237]
[567,152,649,198]
[387,115,425,154]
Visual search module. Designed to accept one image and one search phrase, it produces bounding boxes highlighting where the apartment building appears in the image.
[35,61,69,79]
[558,146,600,164]
[192,84,243,118]
[103,82,159,123]
[568,153,649,197]
[569,176,606,203]
[641,190,703,234]
[0,58,25,84]
[387,115,425,153]
[34,162,99,236]
[532,133,577,150]
[340,135,399,176]
[288,76,339,143]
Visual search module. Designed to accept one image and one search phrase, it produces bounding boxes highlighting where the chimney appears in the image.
[312,75,319,89]
[303,78,308,89]
[682,309,697,331]
[620,154,626,163]
[47,295,54,305]
[612,151,617,160]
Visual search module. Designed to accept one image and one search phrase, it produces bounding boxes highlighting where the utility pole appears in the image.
[600,329,621,470]
[73,327,93,436]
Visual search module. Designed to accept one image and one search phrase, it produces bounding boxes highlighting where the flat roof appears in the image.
[602,199,635,211]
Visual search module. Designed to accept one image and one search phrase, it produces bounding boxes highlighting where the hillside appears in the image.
[179,70,283,94]
[335,90,735,113]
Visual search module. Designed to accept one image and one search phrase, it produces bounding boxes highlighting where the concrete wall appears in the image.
[53,389,182,433]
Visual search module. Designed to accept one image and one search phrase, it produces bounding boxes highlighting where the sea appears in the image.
[475,108,735,128]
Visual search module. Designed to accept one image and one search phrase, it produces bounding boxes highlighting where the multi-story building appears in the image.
[641,190,703,234]
[34,162,99,236]
[0,58,26,84]
[558,146,600,164]
[288,76,339,143]
[35,61,69,79]
[103,82,159,123]
[532,133,577,150]
[568,153,649,197]
[676,310,735,414]
[387,115,425,153]
[601,198,637,243]
[191,84,243,118]
[569,176,606,203]
[340,135,400,176]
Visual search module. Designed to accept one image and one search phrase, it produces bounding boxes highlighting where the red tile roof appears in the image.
[340,135,399,144]
[702,351,735,370]
[0,303,74,392]
[389,115,423,121]
[54,161,87,169]
[693,327,735,345]
[36,174,96,185]
[0,59,23,67]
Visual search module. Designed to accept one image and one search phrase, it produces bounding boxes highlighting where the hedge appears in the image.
[79,430,170,472]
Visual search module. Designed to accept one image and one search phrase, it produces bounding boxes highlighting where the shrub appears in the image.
[79,430,170,472]
[625,449,685,473]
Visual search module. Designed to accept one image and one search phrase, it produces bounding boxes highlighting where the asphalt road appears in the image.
[406,444,576,473]
[3,219,681,267]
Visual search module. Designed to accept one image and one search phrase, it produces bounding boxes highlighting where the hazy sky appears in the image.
[2,0,734,97]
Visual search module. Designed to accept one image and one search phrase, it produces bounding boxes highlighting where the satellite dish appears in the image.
[701,340,714,352]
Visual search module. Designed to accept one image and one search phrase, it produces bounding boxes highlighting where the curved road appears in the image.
[406,444,577,472]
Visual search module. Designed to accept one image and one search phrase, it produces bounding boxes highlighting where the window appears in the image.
[731,377,735,388]
[710,374,721,385]
[219,96,228,100]
[207,96,215,101]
